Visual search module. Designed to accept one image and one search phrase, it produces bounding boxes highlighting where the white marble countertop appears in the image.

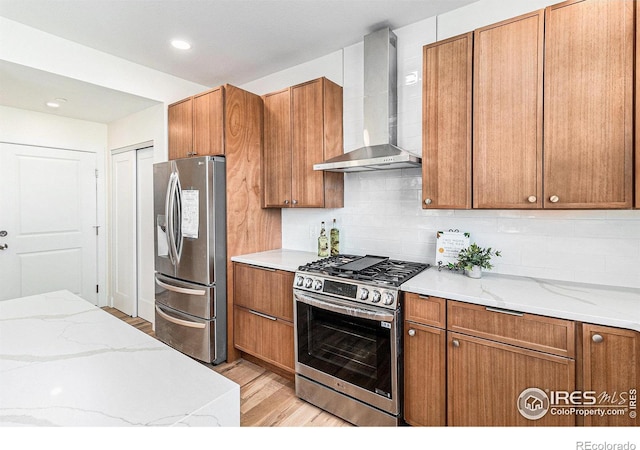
[0,290,240,427]
[231,248,318,272]
[402,268,640,332]
[231,249,640,333]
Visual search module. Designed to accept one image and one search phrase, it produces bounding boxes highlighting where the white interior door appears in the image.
[0,143,97,303]
[110,150,137,316]
[110,144,154,319]
[136,147,155,323]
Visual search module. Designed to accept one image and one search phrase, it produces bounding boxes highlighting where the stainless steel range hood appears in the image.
[314,27,421,173]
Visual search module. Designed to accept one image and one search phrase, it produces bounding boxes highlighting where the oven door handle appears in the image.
[294,290,396,322]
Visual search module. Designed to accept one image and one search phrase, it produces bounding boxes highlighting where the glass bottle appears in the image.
[330,218,340,256]
[318,221,329,257]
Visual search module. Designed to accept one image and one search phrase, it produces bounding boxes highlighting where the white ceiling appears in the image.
[0,0,477,123]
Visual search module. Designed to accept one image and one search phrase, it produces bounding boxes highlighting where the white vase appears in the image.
[465,266,482,279]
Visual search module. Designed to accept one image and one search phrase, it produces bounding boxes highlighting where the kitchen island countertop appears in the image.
[0,290,239,426]
[232,248,640,333]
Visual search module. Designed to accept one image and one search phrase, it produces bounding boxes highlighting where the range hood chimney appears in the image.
[314,27,421,173]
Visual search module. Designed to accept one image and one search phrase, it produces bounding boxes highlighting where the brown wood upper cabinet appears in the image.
[422,33,473,209]
[168,86,224,160]
[422,0,637,209]
[544,0,634,209]
[262,77,344,208]
[473,10,544,209]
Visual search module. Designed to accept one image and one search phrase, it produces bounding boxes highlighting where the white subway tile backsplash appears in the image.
[278,1,640,289]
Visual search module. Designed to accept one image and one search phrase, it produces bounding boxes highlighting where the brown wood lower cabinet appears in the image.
[403,294,447,426]
[447,331,576,426]
[582,324,639,427]
[232,263,295,374]
[233,306,294,373]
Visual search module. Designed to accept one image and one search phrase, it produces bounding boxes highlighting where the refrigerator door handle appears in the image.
[155,276,206,296]
[174,173,183,262]
[155,305,206,329]
[166,172,179,265]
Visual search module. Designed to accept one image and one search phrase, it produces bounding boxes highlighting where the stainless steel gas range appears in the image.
[293,254,429,427]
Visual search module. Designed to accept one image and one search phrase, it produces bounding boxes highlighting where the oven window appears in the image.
[296,301,393,399]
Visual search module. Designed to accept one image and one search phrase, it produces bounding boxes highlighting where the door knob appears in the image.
[0,244,7,250]
[408,329,416,337]
[549,195,559,203]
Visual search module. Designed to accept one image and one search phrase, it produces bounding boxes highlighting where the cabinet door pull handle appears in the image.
[408,329,416,337]
[452,339,460,348]
[424,198,432,205]
[592,334,604,343]
[292,199,298,205]
[549,195,559,203]
[284,200,290,205]
[247,264,276,272]
[485,306,524,317]
[527,195,537,203]
[249,309,277,321]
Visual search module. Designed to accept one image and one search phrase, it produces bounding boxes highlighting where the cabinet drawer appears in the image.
[234,306,294,373]
[233,263,294,321]
[404,293,446,329]
[447,300,575,358]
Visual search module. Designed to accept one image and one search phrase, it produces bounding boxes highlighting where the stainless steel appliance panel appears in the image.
[155,273,216,319]
[295,374,399,427]
[294,290,400,418]
[153,156,226,286]
[155,303,223,363]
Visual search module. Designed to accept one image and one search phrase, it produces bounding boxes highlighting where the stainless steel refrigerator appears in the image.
[153,156,226,364]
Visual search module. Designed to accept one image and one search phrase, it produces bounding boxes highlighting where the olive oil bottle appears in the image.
[318,221,329,257]
[330,218,340,256]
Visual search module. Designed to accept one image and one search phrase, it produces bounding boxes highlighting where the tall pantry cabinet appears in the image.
[167,84,283,362]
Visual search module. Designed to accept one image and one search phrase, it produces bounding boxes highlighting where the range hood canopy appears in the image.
[314,27,421,173]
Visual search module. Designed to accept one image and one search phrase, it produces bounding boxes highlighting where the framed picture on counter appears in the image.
[436,230,470,268]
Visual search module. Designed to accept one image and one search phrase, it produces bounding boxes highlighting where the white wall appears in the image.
[277,1,640,289]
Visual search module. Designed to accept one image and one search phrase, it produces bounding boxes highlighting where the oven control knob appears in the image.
[383,292,395,306]
[360,288,369,300]
[313,279,323,291]
[295,275,304,287]
[372,290,381,303]
[304,277,313,288]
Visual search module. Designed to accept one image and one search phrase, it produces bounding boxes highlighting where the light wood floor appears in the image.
[102,307,351,427]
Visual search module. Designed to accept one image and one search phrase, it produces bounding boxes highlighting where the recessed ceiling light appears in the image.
[46,98,66,108]
[171,39,191,50]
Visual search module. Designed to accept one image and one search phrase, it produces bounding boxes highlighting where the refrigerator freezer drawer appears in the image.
[155,273,216,319]
[155,304,225,364]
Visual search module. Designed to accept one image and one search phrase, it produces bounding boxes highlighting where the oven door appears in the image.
[294,290,400,415]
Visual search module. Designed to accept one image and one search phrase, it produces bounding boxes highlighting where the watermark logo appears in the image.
[517,387,550,420]
[517,387,637,420]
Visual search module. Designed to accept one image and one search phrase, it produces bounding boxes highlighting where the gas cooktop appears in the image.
[297,254,429,288]
[294,254,429,310]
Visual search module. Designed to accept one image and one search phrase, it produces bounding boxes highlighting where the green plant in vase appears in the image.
[447,243,501,278]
